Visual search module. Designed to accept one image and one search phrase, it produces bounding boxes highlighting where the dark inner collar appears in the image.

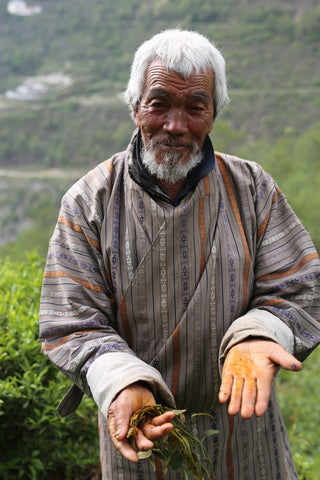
[130,130,215,206]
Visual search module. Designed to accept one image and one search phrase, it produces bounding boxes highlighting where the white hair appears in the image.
[123,28,229,119]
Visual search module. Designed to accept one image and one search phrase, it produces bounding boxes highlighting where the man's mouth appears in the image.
[162,144,188,150]
[155,140,192,151]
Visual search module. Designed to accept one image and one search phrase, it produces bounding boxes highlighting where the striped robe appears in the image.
[40,132,320,479]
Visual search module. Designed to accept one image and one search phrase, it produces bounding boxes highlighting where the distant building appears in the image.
[4,74,72,101]
[7,1,43,16]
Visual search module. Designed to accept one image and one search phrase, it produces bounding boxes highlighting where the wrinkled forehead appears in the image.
[143,59,215,98]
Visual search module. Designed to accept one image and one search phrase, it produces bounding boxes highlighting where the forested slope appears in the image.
[0,0,319,257]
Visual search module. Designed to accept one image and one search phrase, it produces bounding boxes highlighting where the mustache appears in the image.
[150,137,196,151]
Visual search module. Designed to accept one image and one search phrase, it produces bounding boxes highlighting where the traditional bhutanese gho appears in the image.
[40,131,320,479]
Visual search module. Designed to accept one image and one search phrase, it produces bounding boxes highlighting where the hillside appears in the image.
[0,0,319,258]
[1,0,319,164]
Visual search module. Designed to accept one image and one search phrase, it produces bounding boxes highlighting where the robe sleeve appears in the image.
[219,164,320,368]
[218,308,295,371]
[39,164,174,412]
[87,352,175,418]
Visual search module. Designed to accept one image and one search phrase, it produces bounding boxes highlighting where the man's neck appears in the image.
[158,178,186,202]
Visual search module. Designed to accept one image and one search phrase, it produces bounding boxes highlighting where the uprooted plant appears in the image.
[127,404,217,479]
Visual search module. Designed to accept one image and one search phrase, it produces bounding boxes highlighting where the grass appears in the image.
[277,348,320,479]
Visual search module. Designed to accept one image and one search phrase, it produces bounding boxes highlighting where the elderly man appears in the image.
[40,29,320,479]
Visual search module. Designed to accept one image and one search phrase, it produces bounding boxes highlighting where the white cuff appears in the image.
[219,308,294,373]
[87,351,175,419]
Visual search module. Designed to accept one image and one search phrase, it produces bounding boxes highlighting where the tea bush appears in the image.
[0,253,100,479]
[278,347,320,480]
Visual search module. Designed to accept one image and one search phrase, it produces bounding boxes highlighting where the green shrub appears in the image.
[0,252,100,480]
[278,348,320,480]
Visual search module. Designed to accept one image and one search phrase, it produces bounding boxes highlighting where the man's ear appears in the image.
[133,105,140,128]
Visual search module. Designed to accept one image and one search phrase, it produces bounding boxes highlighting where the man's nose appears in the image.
[163,109,188,135]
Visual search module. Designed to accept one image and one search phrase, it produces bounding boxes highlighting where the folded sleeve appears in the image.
[87,352,176,419]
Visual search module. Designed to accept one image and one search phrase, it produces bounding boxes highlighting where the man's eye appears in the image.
[151,102,166,108]
[189,105,204,112]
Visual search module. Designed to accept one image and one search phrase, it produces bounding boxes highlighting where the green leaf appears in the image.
[137,450,153,460]
[204,429,218,437]
[167,450,184,470]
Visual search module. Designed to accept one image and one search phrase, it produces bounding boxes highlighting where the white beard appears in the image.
[140,140,203,184]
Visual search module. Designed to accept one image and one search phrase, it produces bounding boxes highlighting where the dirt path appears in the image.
[0,168,82,179]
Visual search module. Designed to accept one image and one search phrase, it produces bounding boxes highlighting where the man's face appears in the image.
[133,60,215,175]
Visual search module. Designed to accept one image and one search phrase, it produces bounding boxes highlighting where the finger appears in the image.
[108,410,139,462]
[219,373,233,404]
[228,376,244,416]
[254,376,273,417]
[108,415,139,463]
[107,409,128,441]
[281,355,303,372]
[107,410,121,438]
[269,347,303,372]
[240,377,257,419]
[142,420,174,441]
[134,428,154,452]
[133,415,175,452]
[110,430,140,462]
[150,410,175,426]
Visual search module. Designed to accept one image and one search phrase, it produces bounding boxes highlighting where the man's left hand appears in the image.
[218,339,302,418]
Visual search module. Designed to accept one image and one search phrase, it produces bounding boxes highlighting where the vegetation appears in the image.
[128,405,217,478]
[0,176,77,262]
[278,349,320,480]
[0,253,100,479]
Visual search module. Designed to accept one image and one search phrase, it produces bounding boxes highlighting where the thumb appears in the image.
[270,345,302,372]
[108,399,133,441]
[108,408,129,441]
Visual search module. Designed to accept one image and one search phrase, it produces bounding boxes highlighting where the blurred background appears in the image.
[0,0,319,478]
